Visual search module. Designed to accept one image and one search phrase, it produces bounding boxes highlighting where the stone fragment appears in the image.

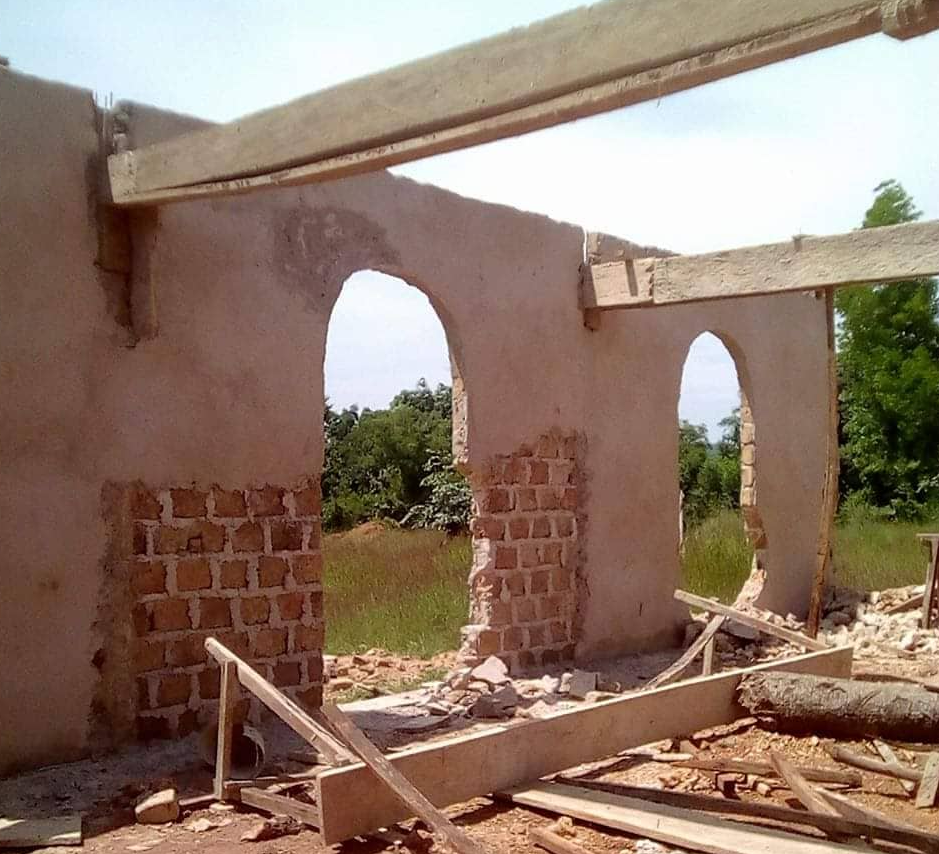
[724,622,759,641]
[240,816,301,842]
[568,669,598,700]
[470,655,510,686]
[468,680,492,695]
[135,789,179,824]
[540,674,561,693]
[490,683,519,710]
[447,667,472,689]
[470,694,513,719]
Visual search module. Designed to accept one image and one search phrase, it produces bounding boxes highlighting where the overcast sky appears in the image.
[5,2,937,439]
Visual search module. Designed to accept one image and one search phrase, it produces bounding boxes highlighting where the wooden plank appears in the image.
[316,646,852,843]
[644,614,725,689]
[204,637,353,766]
[674,588,827,651]
[529,825,594,854]
[702,635,717,676]
[874,740,916,795]
[214,659,238,800]
[922,538,939,630]
[0,816,82,847]
[585,220,939,309]
[674,757,861,786]
[501,782,872,854]
[319,703,491,854]
[236,787,320,828]
[915,754,939,809]
[106,0,937,206]
[559,780,939,853]
[770,751,841,816]
[831,746,922,783]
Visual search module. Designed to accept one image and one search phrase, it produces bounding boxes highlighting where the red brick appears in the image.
[177,709,200,737]
[505,574,525,596]
[254,628,287,658]
[502,457,526,485]
[307,590,323,618]
[481,488,512,514]
[137,714,171,741]
[133,523,150,556]
[170,488,207,518]
[294,623,324,652]
[135,640,165,672]
[535,434,560,458]
[551,567,572,591]
[489,601,512,626]
[527,624,546,648]
[539,595,566,620]
[199,598,232,629]
[556,514,575,538]
[293,487,321,517]
[550,620,569,643]
[137,677,152,710]
[199,667,220,699]
[156,672,191,707]
[270,520,303,551]
[214,631,250,659]
[502,627,524,651]
[495,546,517,570]
[259,556,287,587]
[230,521,264,552]
[518,649,538,668]
[540,543,563,566]
[150,598,191,632]
[155,521,225,554]
[508,518,530,540]
[220,559,248,588]
[304,653,324,683]
[248,486,285,517]
[528,460,549,485]
[308,520,322,551]
[290,553,322,584]
[476,630,501,657]
[133,604,149,636]
[132,560,166,595]
[239,596,270,626]
[537,488,560,510]
[273,661,301,687]
[296,684,323,710]
[131,486,162,520]
[213,488,246,517]
[167,634,208,667]
[516,488,538,512]
[531,516,552,539]
[514,598,537,622]
[530,571,550,595]
[560,488,578,511]
[175,557,211,591]
[560,643,576,661]
[561,436,578,460]
[277,592,304,621]
[519,543,539,568]
[542,648,560,665]
[471,516,505,541]
[550,461,575,486]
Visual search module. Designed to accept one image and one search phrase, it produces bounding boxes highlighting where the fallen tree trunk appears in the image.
[738,673,939,742]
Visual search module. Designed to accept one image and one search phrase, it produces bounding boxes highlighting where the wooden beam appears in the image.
[501,782,872,854]
[873,740,916,796]
[558,780,939,853]
[915,754,939,809]
[672,756,861,786]
[644,614,725,689]
[528,825,594,854]
[107,1,939,207]
[235,787,320,828]
[770,751,842,816]
[830,746,922,783]
[319,703,492,854]
[583,220,939,309]
[214,659,238,800]
[204,637,353,766]
[315,646,852,843]
[674,589,827,651]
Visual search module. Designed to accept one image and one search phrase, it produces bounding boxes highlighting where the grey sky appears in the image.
[5,2,937,438]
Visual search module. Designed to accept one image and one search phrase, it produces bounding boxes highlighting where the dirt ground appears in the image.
[4,633,939,854]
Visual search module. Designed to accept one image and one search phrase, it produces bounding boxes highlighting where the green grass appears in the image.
[680,510,755,603]
[323,526,470,657]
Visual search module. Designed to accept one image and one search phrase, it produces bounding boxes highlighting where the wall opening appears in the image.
[321,270,472,690]
[677,332,764,605]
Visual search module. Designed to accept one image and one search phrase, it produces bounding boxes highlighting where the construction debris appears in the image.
[738,671,939,740]
[239,815,302,842]
[134,789,179,824]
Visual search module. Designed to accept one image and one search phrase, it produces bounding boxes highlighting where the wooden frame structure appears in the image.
[106,0,939,207]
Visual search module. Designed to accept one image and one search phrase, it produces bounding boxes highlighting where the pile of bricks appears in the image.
[462,430,580,671]
[130,483,324,738]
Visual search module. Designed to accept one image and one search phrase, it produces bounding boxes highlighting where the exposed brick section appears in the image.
[129,478,324,739]
[461,429,581,672]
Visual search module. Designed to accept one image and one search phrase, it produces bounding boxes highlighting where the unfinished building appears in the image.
[2,0,938,788]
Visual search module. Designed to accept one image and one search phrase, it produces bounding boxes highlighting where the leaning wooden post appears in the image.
[807,287,839,637]
[214,659,239,800]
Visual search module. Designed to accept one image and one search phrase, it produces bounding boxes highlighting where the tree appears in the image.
[678,415,741,526]
[836,180,939,516]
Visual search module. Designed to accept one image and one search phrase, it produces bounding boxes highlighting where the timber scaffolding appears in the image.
[88,0,939,849]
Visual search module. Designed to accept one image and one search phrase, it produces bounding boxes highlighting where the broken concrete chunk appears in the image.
[568,669,598,700]
[490,683,519,710]
[135,789,179,824]
[470,655,510,686]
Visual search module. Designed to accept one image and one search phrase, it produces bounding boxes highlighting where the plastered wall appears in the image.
[0,68,828,773]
